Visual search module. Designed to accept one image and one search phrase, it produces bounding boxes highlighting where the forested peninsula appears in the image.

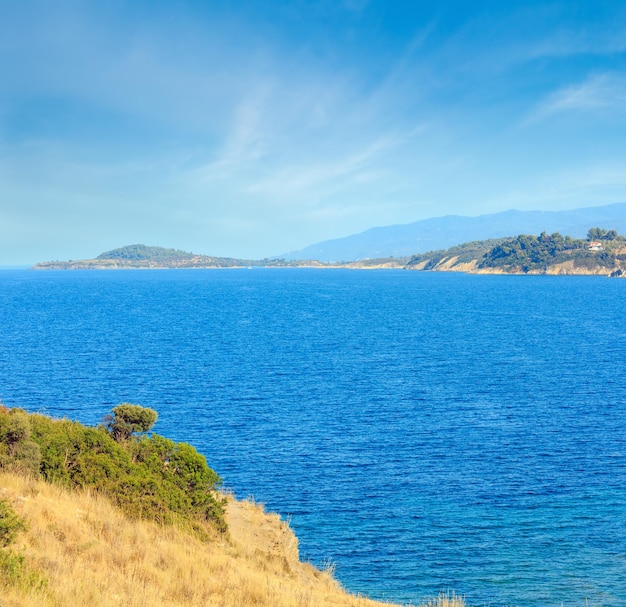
[33,228,626,276]
[0,404,467,607]
[406,228,626,276]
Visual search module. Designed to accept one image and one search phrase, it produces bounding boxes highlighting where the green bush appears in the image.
[0,407,226,533]
[131,435,226,528]
[0,409,42,475]
[0,499,27,548]
[0,498,44,591]
[0,549,47,591]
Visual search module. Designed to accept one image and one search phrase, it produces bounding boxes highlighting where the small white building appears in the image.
[587,241,604,251]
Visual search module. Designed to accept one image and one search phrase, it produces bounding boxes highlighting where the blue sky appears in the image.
[2,0,626,264]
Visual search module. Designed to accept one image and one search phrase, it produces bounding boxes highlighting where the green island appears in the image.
[33,227,626,276]
[0,404,464,607]
[33,244,333,270]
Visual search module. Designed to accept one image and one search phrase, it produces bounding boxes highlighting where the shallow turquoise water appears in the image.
[0,269,625,606]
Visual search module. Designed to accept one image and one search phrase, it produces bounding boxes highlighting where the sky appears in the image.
[2,0,626,264]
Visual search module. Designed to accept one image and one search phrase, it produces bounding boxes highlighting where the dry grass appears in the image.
[0,472,466,607]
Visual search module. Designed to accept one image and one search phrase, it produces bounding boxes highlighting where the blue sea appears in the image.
[1,269,625,606]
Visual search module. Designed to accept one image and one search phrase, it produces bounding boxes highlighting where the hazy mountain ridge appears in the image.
[31,203,626,273]
[281,203,626,262]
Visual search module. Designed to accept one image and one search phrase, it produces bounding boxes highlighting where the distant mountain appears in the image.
[281,203,626,262]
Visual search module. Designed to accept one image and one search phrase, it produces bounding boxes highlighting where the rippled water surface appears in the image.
[1,269,625,606]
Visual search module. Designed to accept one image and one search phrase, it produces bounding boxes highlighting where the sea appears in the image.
[0,268,625,607]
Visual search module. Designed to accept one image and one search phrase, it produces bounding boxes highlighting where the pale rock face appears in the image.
[542,261,606,276]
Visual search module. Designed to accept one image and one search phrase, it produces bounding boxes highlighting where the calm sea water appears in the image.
[0,269,625,606]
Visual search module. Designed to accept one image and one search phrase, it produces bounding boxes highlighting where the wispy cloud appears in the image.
[527,73,626,122]
[196,89,273,177]
[246,133,400,196]
[522,21,626,60]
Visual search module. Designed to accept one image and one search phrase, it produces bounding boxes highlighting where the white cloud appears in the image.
[523,23,626,60]
[197,90,273,178]
[526,73,626,123]
[246,134,397,197]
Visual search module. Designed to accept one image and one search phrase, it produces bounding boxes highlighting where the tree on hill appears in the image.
[587,228,607,241]
[584,227,626,241]
[105,404,158,442]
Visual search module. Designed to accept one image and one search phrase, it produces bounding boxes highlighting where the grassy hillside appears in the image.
[0,406,466,607]
[1,471,407,607]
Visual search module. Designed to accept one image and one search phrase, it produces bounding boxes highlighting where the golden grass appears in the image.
[0,472,466,607]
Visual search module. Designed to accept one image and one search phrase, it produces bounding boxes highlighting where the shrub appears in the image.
[0,409,42,475]
[0,499,27,547]
[0,407,226,533]
[0,499,46,591]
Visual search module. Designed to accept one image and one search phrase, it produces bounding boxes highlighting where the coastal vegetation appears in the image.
[479,229,625,273]
[36,244,245,269]
[0,404,226,532]
[33,244,375,270]
[32,226,626,275]
[98,244,196,262]
[0,404,467,607]
[406,228,626,275]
